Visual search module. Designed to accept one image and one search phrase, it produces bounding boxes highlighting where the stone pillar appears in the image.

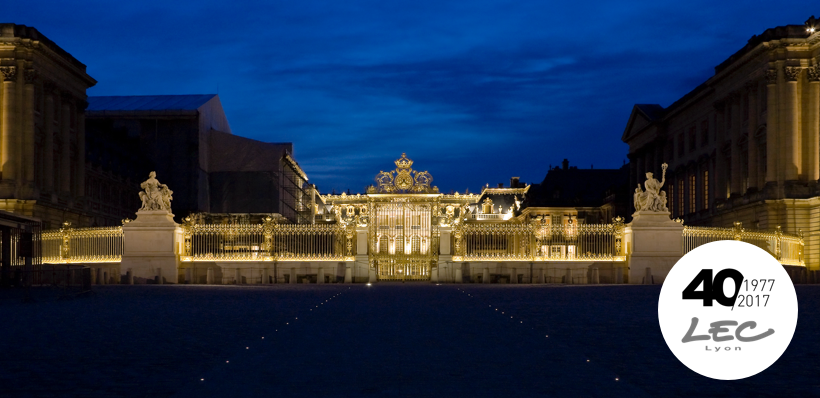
[120,210,180,284]
[483,268,490,284]
[234,268,242,284]
[22,69,36,198]
[808,66,820,181]
[730,96,742,195]
[439,227,451,255]
[747,82,759,190]
[783,66,801,181]
[206,267,214,284]
[344,266,352,283]
[290,268,297,284]
[766,69,779,183]
[76,102,86,198]
[59,97,72,194]
[454,265,462,284]
[43,84,54,193]
[317,267,324,284]
[510,267,517,284]
[0,66,17,195]
[627,211,684,284]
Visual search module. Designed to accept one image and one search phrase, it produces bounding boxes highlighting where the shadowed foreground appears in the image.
[0,284,817,397]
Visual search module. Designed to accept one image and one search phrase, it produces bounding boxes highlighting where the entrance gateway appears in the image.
[323,154,480,281]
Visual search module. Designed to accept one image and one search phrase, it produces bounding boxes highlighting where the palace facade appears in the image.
[622,15,820,271]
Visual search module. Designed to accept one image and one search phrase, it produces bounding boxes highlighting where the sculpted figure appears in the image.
[634,163,668,212]
[139,171,173,212]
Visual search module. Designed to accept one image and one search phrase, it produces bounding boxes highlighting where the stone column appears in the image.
[807,65,820,182]
[747,81,759,190]
[0,66,17,195]
[766,68,779,183]
[22,69,36,198]
[60,95,72,194]
[43,83,55,193]
[783,66,801,181]
[76,101,87,198]
[730,95,742,195]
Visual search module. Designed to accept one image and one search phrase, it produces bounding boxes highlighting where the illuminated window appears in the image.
[678,180,684,216]
[702,170,709,210]
[668,184,674,215]
[689,174,696,213]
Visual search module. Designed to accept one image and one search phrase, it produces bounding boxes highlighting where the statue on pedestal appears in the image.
[139,171,173,212]
[634,163,668,212]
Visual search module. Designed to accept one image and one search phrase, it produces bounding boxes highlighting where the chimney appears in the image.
[510,177,520,188]
[497,183,504,188]
[562,159,569,170]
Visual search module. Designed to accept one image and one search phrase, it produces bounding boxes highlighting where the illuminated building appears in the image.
[623,15,820,272]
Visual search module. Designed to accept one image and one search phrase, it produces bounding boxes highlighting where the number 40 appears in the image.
[682,269,744,307]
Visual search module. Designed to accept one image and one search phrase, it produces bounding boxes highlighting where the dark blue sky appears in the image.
[5,2,817,193]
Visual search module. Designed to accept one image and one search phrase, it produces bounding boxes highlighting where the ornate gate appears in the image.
[371,201,439,281]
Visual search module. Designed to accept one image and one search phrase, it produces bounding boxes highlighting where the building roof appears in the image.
[87,95,218,112]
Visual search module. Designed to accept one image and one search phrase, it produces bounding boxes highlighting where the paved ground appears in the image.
[0,284,818,397]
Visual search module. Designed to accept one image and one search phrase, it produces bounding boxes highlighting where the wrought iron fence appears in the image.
[459,218,626,262]
[682,222,804,266]
[182,217,351,262]
[41,223,123,264]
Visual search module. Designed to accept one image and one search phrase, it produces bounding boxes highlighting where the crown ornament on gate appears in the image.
[370,153,438,194]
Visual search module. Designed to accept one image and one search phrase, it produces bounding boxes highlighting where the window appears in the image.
[689,174,696,213]
[689,127,696,151]
[700,121,709,147]
[678,180,684,216]
[702,170,709,210]
[678,134,685,156]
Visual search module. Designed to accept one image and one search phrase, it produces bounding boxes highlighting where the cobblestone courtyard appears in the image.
[1,284,818,397]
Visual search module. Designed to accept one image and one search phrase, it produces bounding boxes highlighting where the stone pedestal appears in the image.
[121,210,180,284]
[454,266,462,284]
[317,268,325,284]
[627,211,684,284]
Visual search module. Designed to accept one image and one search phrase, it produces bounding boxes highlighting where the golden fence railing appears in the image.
[182,219,349,262]
[460,218,626,262]
[42,223,123,264]
[682,222,804,266]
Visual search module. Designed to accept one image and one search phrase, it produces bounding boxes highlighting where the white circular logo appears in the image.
[658,240,798,380]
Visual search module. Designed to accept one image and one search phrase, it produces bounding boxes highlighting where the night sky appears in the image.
[5,2,818,194]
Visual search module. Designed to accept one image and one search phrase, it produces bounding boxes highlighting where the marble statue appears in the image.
[139,171,173,212]
[634,163,668,212]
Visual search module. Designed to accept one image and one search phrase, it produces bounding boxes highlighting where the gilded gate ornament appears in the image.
[374,153,437,193]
